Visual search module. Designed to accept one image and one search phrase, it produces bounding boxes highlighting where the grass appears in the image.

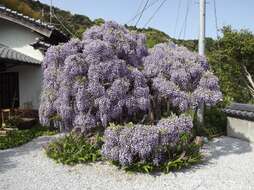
[0,125,57,150]
[45,133,103,165]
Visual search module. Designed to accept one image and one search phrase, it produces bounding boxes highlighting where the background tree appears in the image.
[208,26,254,104]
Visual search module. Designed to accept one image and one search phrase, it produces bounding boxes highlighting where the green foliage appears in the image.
[112,133,203,174]
[94,18,105,26]
[0,125,57,150]
[204,105,227,134]
[0,0,40,19]
[0,0,94,38]
[45,133,102,165]
[208,26,254,104]
[5,116,22,128]
[126,25,171,48]
[173,39,198,52]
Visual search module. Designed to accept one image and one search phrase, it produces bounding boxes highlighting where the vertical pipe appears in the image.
[199,0,205,56]
[197,0,206,125]
[50,0,52,24]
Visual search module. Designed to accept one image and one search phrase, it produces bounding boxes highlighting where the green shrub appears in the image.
[0,125,57,150]
[45,133,102,165]
[204,105,227,137]
[5,116,22,128]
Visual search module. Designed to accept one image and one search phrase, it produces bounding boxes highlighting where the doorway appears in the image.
[0,72,19,108]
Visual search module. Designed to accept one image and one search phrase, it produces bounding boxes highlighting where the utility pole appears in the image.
[50,0,52,24]
[198,0,205,56]
[41,8,44,22]
[197,0,206,125]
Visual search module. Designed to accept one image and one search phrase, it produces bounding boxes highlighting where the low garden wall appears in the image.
[224,103,254,142]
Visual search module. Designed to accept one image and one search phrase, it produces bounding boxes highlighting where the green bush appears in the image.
[5,116,22,128]
[203,105,227,138]
[45,133,102,165]
[0,125,57,150]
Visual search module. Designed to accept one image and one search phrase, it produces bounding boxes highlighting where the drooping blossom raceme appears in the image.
[39,20,222,135]
[39,39,83,127]
[102,114,193,166]
[143,42,222,112]
[83,21,148,66]
[39,21,150,132]
[193,71,222,106]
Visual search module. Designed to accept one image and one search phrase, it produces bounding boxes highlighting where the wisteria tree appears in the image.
[40,21,150,133]
[40,21,222,167]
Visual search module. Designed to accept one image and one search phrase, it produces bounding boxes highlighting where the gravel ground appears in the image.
[0,135,254,190]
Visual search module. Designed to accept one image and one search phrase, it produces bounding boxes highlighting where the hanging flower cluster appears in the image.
[102,114,193,166]
[39,21,149,132]
[143,43,222,113]
[39,21,222,135]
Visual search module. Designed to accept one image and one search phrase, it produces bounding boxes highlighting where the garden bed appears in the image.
[0,125,57,150]
[39,21,222,173]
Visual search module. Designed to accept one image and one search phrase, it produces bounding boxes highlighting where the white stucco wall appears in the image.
[227,117,254,143]
[8,65,42,109]
[0,18,44,61]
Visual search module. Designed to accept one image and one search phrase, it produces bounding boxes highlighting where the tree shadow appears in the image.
[203,136,253,161]
[0,135,56,173]
[151,136,253,177]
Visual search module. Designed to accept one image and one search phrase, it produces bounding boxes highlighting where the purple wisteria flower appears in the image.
[143,42,222,112]
[39,20,222,136]
[102,114,193,166]
[39,21,150,132]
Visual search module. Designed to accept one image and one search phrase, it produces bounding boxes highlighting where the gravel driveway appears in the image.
[0,135,254,190]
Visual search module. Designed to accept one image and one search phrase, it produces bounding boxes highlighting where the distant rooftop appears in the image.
[0,6,69,44]
[0,44,41,65]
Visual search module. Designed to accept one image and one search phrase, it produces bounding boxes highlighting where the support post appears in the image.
[197,0,206,125]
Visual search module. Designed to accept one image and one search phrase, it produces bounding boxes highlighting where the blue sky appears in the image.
[39,0,254,39]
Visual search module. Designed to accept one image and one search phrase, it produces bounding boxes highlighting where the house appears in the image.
[0,6,69,110]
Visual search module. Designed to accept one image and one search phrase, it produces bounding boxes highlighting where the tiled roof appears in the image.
[0,44,41,65]
[0,6,69,43]
[223,103,254,121]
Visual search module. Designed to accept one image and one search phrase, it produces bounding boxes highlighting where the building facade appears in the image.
[0,6,68,109]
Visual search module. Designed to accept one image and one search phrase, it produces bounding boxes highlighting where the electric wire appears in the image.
[213,0,219,38]
[178,0,191,39]
[126,0,160,25]
[174,0,182,36]
[183,0,191,39]
[135,0,145,18]
[52,10,77,38]
[143,0,168,27]
[135,0,150,26]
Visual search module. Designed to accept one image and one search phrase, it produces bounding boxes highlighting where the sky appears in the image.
[39,0,254,40]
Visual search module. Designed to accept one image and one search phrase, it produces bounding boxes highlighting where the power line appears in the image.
[135,0,145,17]
[183,0,191,39]
[143,0,168,27]
[174,0,182,36]
[52,10,77,38]
[126,0,160,25]
[135,0,150,26]
[178,0,191,39]
[213,0,219,38]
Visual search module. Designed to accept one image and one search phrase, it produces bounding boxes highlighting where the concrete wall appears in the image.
[227,117,254,142]
[7,65,42,109]
[0,18,44,61]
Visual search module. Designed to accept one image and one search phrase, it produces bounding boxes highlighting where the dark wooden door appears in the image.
[0,72,19,108]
